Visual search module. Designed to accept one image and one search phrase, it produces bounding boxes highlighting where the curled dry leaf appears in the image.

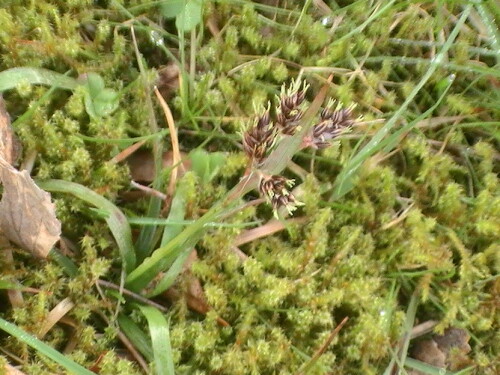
[0,156,61,258]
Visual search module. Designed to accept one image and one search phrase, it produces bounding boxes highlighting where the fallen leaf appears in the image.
[0,96,22,164]
[410,327,472,374]
[0,156,61,258]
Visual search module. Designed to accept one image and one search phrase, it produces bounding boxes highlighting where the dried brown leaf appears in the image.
[0,96,22,164]
[0,156,61,258]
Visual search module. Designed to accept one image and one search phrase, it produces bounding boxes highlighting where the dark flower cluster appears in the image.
[241,81,355,216]
[242,111,275,163]
[305,102,355,149]
[259,174,300,216]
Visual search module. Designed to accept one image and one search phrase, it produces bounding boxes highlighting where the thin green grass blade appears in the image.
[77,129,168,145]
[37,180,136,273]
[146,190,189,297]
[138,305,175,375]
[0,317,96,375]
[48,249,79,277]
[405,358,471,375]
[129,21,165,262]
[117,314,154,363]
[126,209,216,291]
[383,293,419,375]
[128,217,260,228]
[331,5,472,200]
[381,74,455,153]
[0,280,19,289]
[0,68,79,92]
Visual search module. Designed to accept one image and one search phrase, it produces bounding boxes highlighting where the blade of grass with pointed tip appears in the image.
[0,317,96,375]
[331,5,472,200]
[0,67,79,92]
[117,314,154,363]
[37,180,136,273]
[138,305,175,375]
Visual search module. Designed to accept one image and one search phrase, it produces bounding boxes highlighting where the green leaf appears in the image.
[189,148,226,183]
[0,317,96,375]
[0,67,79,92]
[83,73,119,118]
[37,180,136,273]
[161,0,185,18]
[175,0,202,32]
[0,279,20,289]
[138,306,175,375]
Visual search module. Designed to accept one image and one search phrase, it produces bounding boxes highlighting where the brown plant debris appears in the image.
[0,156,61,258]
[410,327,472,374]
[0,96,22,165]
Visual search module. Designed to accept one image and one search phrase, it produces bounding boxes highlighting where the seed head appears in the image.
[305,103,355,149]
[259,174,301,216]
[242,111,276,163]
[276,80,308,136]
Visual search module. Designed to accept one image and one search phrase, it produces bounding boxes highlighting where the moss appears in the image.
[1,0,499,374]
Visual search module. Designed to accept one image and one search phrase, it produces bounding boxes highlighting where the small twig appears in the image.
[97,279,169,313]
[295,316,349,375]
[94,309,149,374]
[130,180,167,200]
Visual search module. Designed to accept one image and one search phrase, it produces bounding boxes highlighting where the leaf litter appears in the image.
[0,97,61,258]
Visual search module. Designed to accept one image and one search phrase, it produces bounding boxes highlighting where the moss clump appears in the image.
[0,1,498,374]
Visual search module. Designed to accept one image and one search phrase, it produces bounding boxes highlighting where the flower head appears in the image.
[304,101,355,149]
[242,111,276,163]
[276,80,309,135]
[259,174,302,216]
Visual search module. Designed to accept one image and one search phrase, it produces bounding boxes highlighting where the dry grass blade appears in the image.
[109,139,146,164]
[295,316,349,375]
[234,217,307,247]
[154,86,182,214]
[38,298,75,339]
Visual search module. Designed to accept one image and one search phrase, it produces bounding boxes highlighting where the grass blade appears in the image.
[117,314,154,363]
[138,305,175,375]
[37,179,136,273]
[331,5,472,200]
[0,67,79,92]
[0,317,96,375]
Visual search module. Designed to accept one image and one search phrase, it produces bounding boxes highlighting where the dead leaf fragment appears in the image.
[410,327,472,374]
[0,96,22,164]
[0,156,61,258]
